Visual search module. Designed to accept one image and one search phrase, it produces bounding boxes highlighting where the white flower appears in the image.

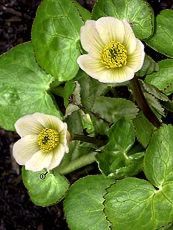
[13,113,70,172]
[77,17,145,83]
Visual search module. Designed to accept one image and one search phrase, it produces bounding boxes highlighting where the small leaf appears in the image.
[144,125,173,187]
[90,114,109,135]
[78,72,108,110]
[136,55,159,77]
[146,10,173,57]
[141,81,168,102]
[92,0,154,39]
[0,43,60,131]
[92,96,139,123]
[64,81,76,107]
[145,92,165,119]
[64,175,114,230]
[145,59,173,96]
[96,119,143,178]
[22,167,70,207]
[66,110,83,134]
[32,0,84,81]
[133,112,155,148]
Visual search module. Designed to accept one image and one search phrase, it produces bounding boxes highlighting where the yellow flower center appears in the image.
[101,41,127,69]
[37,128,59,153]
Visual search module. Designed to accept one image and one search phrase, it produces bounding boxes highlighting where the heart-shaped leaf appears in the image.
[0,42,60,131]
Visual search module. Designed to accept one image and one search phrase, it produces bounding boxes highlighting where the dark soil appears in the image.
[0,0,172,229]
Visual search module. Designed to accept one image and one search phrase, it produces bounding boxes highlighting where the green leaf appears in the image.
[145,92,165,119]
[141,81,168,102]
[92,96,139,123]
[97,119,143,178]
[64,81,76,107]
[90,114,109,135]
[146,10,173,57]
[22,167,69,207]
[133,112,154,148]
[104,178,155,230]
[78,72,109,134]
[63,125,173,229]
[78,72,108,110]
[0,43,60,131]
[32,0,84,81]
[66,110,83,134]
[72,0,91,21]
[64,175,114,230]
[136,55,159,77]
[104,125,173,230]
[92,0,154,39]
[144,125,173,187]
[145,59,173,96]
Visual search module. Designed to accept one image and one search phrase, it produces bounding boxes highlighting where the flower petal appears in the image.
[123,20,137,54]
[80,20,104,57]
[127,39,145,72]
[77,54,104,77]
[96,17,125,44]
[25,150,53,172]
[13,135,39,165]
[15,114,43,137]
[48,144,65,170]
[33,113,65,132]
[77,54,134,83]
[94,66,134,83]
[59,124,69,152]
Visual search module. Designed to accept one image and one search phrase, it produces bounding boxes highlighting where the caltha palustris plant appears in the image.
[1,0,173,229]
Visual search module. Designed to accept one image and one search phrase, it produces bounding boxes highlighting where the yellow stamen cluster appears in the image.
[37,128,59,153]
[101,41,127,69]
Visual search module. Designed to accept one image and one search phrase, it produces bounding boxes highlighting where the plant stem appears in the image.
[58,152,97,175]
[72,134,107,147]
[130,76,161,128]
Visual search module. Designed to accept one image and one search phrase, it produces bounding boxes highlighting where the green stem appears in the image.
[72,134,107,147]
[130,76,161,128]
[58,152,96,175]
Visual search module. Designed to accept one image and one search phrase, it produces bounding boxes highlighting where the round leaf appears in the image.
[22,167,70,207]
[92,0,154,39]
[64,175,114,230]
[104,178,155,230]
[0,42,60,131]
[32,0,84,81]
